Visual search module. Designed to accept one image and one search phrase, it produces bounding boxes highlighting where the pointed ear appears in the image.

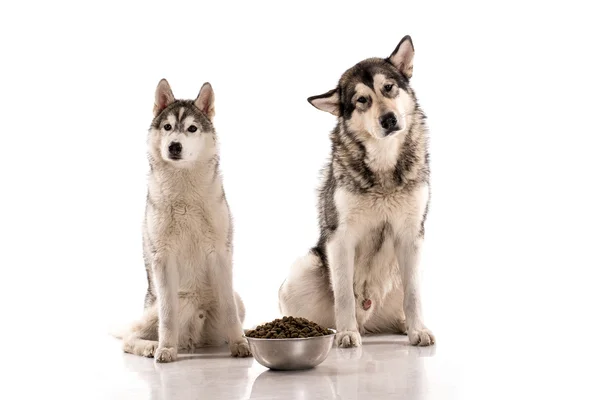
[388,35,415,79]
[153,79,175,117]
[194,82,215,120]
[307,88,340,116]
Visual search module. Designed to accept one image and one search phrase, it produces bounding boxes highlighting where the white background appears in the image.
[1,0,599,398]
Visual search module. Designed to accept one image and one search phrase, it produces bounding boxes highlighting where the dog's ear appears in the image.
[194,82,215,120]
[388,35,414,79]
[307,88,340,116]
[153,79,175,117]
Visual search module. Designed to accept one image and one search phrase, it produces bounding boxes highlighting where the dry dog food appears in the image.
[245,316,334,339]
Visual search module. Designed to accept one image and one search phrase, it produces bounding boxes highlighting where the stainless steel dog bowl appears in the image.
[246,331,336,370]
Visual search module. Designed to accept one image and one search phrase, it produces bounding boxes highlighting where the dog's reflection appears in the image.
[122,337,435,399]
[122,346,254,400]
[249,339,433,400]
[334,338,434,399]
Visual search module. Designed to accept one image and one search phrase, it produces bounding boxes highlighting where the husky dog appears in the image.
[279,36,435,347]
[122,79,251,362]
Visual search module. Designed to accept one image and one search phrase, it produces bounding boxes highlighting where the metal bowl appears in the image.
[245,330,336,370]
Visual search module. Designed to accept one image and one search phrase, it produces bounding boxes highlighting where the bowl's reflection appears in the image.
[248,336,434,400]
[249,368,337,399]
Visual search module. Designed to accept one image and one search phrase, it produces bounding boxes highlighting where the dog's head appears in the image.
[308,35,416,139]
[149,79,216,168]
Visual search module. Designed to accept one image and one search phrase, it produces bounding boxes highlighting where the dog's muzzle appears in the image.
[379,112,399,136]
[168,141,182,160]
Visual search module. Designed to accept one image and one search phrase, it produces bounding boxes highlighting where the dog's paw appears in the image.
[336,330,362,348]
[229,339,251,357]
[182,337,196,354]
[155,347,177,363]
[142,342,158,358]
[408,328,435,346]
[397,319,408,335]
[122,340,134,354]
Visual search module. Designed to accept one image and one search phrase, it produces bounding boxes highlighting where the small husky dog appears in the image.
[279,35,435,347]
[122,79,251,362]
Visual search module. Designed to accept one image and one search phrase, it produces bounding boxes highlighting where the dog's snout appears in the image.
[168,142,182,158]
[380,112,398,132]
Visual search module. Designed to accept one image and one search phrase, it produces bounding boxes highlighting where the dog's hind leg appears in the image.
[123,305,159,357]
[363,286,407,335]
[234,291,246,325]
[278,252,336,329]
[178,297,205,353]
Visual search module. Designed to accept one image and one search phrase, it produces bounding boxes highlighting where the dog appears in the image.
[121,79,251,362]
[278,35,435,347]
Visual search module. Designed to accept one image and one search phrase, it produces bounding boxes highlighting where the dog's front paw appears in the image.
[155,347,177,363]
[408,328,435,346]
[229,339,251,357]
[336,330,362,348]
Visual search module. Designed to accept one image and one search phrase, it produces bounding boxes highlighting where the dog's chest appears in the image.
[334,184,428,236]
[147,195,230,253]
[151,197,229,292]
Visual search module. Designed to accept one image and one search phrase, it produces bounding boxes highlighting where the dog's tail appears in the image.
[108,323,132,340]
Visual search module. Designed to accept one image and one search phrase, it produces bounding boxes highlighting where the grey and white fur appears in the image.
[279,35,435,347]
[121,79,251,362]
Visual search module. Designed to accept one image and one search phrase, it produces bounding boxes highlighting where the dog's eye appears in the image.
[357,96,368,104]
[164,124,172,131]
[187,125,198,133]
[384,84,394,92]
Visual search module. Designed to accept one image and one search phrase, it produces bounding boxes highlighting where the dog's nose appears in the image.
[379,112,398,131]
[168,142,182,157]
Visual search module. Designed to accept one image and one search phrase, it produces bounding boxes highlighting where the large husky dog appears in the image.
[122,79,251,362]
[279,36,435,347]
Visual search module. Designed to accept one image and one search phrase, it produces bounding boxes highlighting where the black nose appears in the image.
[379,112,398,131]
[168,142,182,157]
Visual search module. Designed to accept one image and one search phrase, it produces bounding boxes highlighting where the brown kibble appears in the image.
[245,316,334,339]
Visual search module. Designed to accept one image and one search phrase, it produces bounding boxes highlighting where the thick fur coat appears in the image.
[279,36,435,347]
[121,80,250,362]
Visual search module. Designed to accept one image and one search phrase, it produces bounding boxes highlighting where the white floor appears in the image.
[98,334,452,400]
[10,327,593,400]
[2,324,580,400]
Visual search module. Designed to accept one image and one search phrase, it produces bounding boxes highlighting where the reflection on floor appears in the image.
[107,335,456,400]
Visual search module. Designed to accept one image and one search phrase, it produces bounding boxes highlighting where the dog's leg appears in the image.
[210,252,251,357]
[327,233,361,348]
[363,286,407,335]
[153,254,179,362]
[396,237,435,346]
[234,291,246,324]
[278,252,336,328]
[178,297,202,353]
[122,305,159,357]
